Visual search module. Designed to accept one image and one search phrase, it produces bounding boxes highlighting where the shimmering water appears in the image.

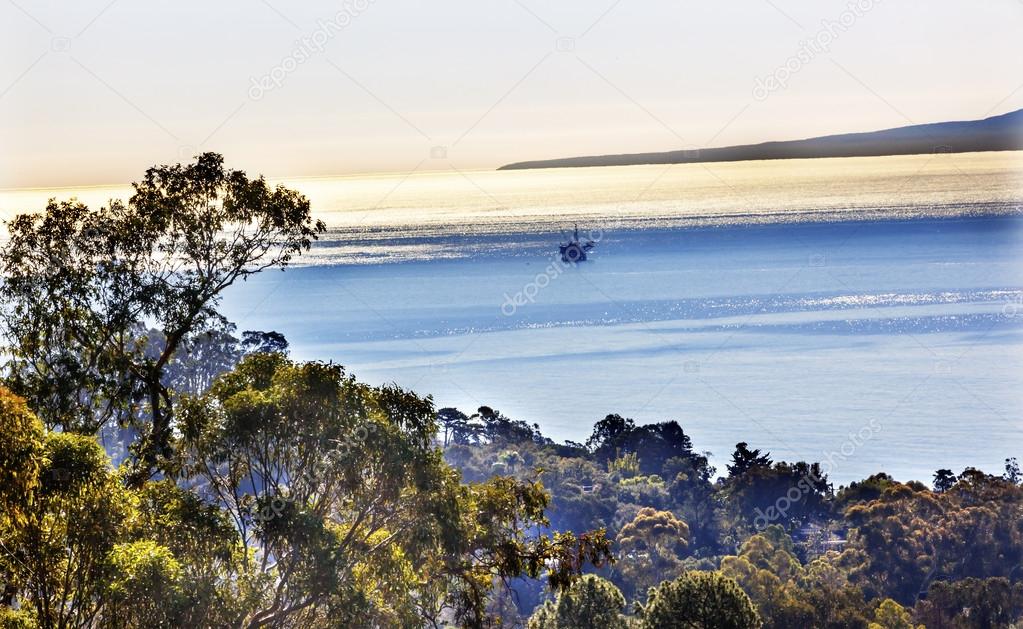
[2,152,1022,484]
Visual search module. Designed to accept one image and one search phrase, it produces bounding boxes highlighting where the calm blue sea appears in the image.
[221,215,1023,485]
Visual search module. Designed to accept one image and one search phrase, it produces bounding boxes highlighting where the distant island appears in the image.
[498,108,1023,170]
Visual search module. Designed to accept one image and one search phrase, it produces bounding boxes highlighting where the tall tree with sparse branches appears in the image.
[0,153,325,483]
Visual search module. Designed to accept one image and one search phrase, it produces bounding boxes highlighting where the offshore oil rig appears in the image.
[559,225,596,263]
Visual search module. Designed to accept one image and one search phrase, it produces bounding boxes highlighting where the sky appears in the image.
[1,0,1022,188]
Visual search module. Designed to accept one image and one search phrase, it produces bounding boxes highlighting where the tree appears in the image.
[640,571,761,629]
[915,577,1023,629]
[835,474,897,508]
[157,324,245,395]
[0,152,324,482]
[472,405,547,445]
[2,388,240,627]
[721,461,831,534]
[104,540,187,628]
[0,389,45,531]
[727,443,772,478]
[616,508,690,599]
[868,599,920,629]
[493,449,525,475]
[662,455,720,554]
[719,527,811,629]
[932,469,957,493]
[587,416,703,477]
[2,426,131,628]
[586,414,635,457]
[844,478,1023,605]
[1005,457,1021,484]
[527,574,629,629]
[126,480,242,627]
[177,354,611,627]
[0,388,46,611]
[608,451,642,478]
[629,421,699,475]
[533,455,619,536]
[437,407,474,446]
[241,330,290,355]
[1,364,614,628]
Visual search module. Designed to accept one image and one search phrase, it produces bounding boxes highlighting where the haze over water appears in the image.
[3,151,1021,484]
[3,151,1020,236]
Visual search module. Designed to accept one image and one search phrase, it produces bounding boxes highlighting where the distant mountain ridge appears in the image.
[498,109,1023,170]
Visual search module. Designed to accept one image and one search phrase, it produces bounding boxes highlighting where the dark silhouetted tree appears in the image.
[728,442,773,478]
[438,407,473,446]
[933,469,957,493]
[240,330,289,355]
[1004,457,1021,484]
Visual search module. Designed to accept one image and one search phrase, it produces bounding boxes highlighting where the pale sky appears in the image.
[2,0,1022,188]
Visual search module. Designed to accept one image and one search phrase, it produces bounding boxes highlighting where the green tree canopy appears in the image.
[2,424,131,628]
[527,574,629,629]
[0,153,324,482]
[616,508,691,599]
[0,389,45,529]
[640,570,761,629]
[178,354,611,627]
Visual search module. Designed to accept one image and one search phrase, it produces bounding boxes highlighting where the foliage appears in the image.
[0,364,611,628]
[587,416,706,478]
[2,422,129,628]
[720,459,832,534]
[639,570,761,629]
[178,355,611,627]
[933,469,957,493]
[868,599,920,629]
[727,442,772,478]
[104,541,185,628]
[442,408,1023,626]
[1005,457,1022,485]
[0,153,324,482]
[0,389,45,529]
[843,474,1023,605]
[720,527,810,628]
[527,574,628,629]
[616,508,690,599]
[914,577,1023,628]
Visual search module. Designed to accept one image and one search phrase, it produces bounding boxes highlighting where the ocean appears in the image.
[2,151,1022,484]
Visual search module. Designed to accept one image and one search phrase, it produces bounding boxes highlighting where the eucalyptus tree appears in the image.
[178,354,612,628]
[0,153,324,482]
